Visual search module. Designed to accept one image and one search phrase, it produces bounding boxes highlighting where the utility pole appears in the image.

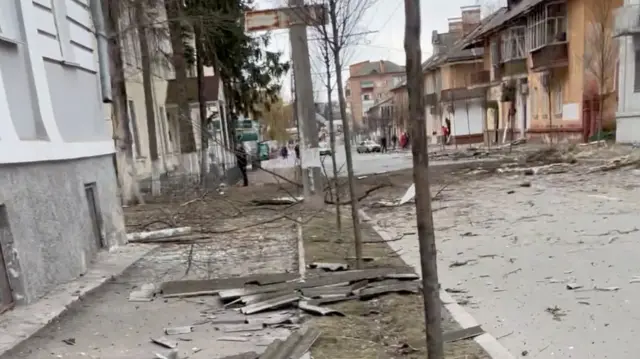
[404,0,444,358]
[288,0,323,200]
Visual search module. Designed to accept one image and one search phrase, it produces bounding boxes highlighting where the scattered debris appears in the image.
[127,227,192,243]
[151,336,178,349]
[161,272,299,298]
[154,350,178,359]
[545,306,566,321]
[399,184,416,205]
[520,182,531,187]
[62,338,75,346]
[218,336,250,342]
[307,262,348,271]
[443,325,485,343]
[445,287,467,294]
[251,197,303,206]
[595,286,620,292]
[566,283,583,290]
[129,283,158,302]
[503,268,522,278]
[164,326,193,335]
[449,259,476,268]
[299,301,344,316]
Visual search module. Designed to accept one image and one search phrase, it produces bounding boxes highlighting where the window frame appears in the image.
[0,3,19,43]
[501,26,526,62]
[554,83,563,116]
[526,1,567,52]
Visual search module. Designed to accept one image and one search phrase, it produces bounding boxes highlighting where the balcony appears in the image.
[440,87,486,102]
[501,58,527,77]
[614,4,640,37]
[468,70,491,88]
[530,41,568,72]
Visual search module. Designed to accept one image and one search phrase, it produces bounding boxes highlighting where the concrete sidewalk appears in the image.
[0,245,155,358]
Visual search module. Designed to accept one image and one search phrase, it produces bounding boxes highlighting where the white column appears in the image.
[18,0,63,142]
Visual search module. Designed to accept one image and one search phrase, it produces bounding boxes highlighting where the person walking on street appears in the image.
[445,117,452,144]
[294,143,300,160]
[391,134,398,150]
[380,135,387,153]
[281,146,288,160]
[236,143,249,187]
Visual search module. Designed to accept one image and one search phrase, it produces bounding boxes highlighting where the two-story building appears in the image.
[464,0,622,143]
[0,0,125,308]
[614,0,640,142]
[345,60,405,127]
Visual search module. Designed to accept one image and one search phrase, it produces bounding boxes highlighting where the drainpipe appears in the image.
[90,0,112,103]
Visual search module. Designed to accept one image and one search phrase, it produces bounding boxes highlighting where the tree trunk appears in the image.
[323,38,342,241]
[135,1,158,161]
[104,0,144,205]
[165,0,196,153]
[328,0,363,268]
[404,0,444,358]
[194,23,209,184]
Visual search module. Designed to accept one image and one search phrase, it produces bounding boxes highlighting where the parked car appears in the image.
[356,140,381,153]
[319,142,331,156]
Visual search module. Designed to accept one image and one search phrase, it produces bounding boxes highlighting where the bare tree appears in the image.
[317,34,342,240]
[104,0,144,205]
[133,0,159,161]
[404,0,444,358]
[165,0,197,153]
[584,0,618,142]
[301,0,372,268]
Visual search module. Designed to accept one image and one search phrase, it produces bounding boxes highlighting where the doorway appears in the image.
[0,206,14,313]
[84,183,104,249]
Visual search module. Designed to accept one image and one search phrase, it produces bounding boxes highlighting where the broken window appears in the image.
[527,1,567,51]
[501,27,526,62]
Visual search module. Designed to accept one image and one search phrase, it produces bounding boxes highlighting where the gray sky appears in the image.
[252,0,503,102]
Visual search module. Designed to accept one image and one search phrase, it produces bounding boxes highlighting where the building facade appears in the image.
[464,0,622,144]
[0,0,125,307]
[345,60,405,126]
[614,0,640,143]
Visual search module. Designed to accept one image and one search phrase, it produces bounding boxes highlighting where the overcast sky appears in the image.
[252,0,504,102]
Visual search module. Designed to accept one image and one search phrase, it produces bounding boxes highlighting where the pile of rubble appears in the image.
[134,266,421,359]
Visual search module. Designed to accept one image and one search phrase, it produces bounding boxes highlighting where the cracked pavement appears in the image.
[368,166,640,359]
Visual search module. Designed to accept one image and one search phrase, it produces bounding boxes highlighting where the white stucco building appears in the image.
[0,0,125,308]
[615,1,640,143]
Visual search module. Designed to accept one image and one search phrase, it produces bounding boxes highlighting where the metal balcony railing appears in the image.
[614,4,640,37]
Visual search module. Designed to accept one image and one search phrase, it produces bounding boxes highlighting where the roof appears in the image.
[351,60,405,77]
[462,0,546,49]
[367,97,394,112]
[166,75,220,105]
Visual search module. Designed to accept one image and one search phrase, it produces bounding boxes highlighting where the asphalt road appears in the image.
[262,148,414,176]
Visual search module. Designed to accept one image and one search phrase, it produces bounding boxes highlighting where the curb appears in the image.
[358,209,514,359]
[0,244,156,358]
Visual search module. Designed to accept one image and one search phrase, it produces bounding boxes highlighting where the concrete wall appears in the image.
[0,155,125,304]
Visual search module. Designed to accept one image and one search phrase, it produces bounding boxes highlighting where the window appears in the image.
[634,37,640,93]
[0,3,19,42]
[345,88,351,97]
[128,100,142,157]
[51,1,75,63]
[363,94,371,101]
[527,2,567,51]
[554,83,563,115]
[501,27,526,62]
[531,87,538,117]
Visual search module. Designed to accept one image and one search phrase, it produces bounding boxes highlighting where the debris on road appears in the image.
[164,326,193,335]
[151,336,178,349]
[450,259,477,268]
[566,283,583,290]
[307,262,348,271]
[251,197,303,206]
[127,227,192,243]
[129,283,158,302]
[443,325,485,343]
[545,306,566,321]
[154,349,178,359]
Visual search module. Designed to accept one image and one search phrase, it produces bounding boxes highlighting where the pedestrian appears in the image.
[405,132,410,149]
[380,135,387,153]
[294,143,300,160]
[236,143,249,187]
[391,134,398,150]
[445,118,452,144]
[281,146,288,159]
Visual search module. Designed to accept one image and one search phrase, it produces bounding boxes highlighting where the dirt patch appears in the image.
[302,212,489,359]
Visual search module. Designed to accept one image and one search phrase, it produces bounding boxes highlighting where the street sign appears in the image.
[244,4,327,32]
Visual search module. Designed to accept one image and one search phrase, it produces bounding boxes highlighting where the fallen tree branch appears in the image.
[325,184,388,205]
